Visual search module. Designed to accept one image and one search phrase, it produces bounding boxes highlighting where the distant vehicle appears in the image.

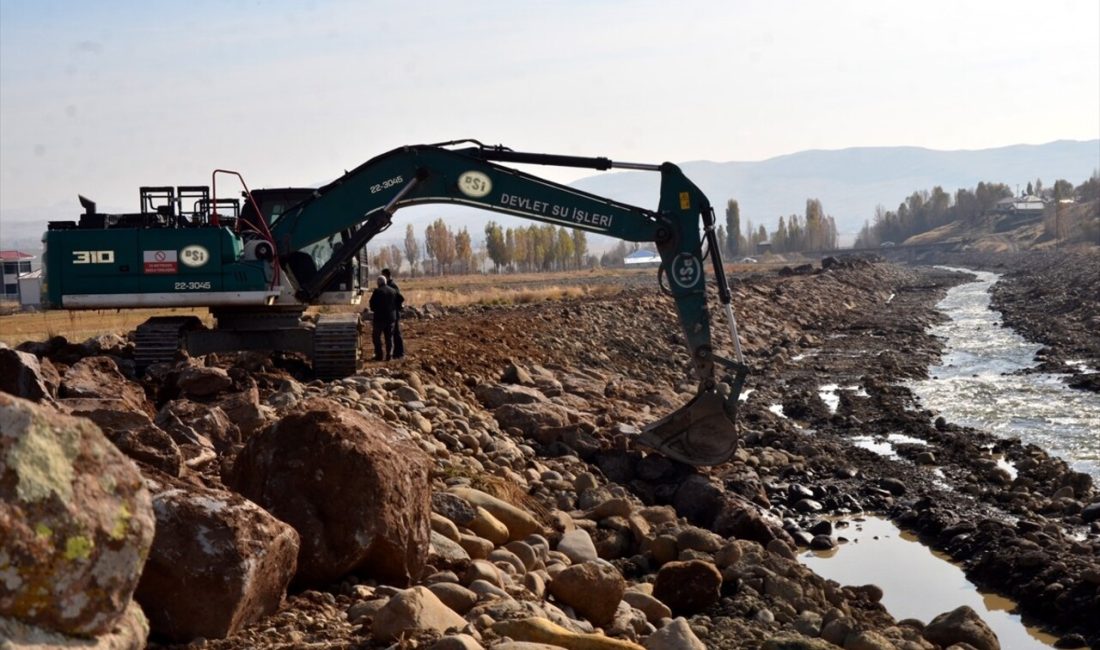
[880,241,896,248]
[738,257,758,263]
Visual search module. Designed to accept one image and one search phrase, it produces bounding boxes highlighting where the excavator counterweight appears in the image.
[44,141,749,465]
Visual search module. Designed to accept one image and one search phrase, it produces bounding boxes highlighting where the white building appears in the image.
[1,250,35,300]
[624,249,660,266]
[18,269,43,308]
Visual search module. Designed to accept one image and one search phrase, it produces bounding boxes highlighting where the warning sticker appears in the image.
[143,250,178,274]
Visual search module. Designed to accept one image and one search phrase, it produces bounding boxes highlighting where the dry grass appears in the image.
[404,283,622,308]
[0,264,759,344]
[0,308,210,346]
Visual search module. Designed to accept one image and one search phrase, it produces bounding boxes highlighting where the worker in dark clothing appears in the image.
[368,276,397,361]
[382,268,405,359]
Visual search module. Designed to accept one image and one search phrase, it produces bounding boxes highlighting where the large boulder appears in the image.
[712,494,794,547]
[59,398,182,477]
[213,384,274,438]
[155,399,239,454]
[924,606,1000,650]
[134,473,299,642]
[227,397,432,586]
[0,600,148,649]
[175,365,233,399]
[59,398,153,435]
[447,486,542,542]
[547,561,625,626]
[492,617,645,650]
[60,356,149,416]
[474,383,548,409]
[372,586,466,643]
[0,344,54,402]
[652,560,722,616]
[0,393,154,637]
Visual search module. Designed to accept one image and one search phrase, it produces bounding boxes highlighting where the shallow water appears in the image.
[909,268,1100,479]
[802,517,1056,648]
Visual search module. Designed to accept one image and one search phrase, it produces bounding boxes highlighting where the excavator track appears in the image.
[313,314,361,380]
[134,316,203,372]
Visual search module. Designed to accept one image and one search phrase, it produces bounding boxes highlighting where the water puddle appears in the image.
[819,384,869,414]
[819,384,840,414]
[910,268,1100,480]
[851,435,899,459]
[801,516,1057,648]
[850,433,929,460]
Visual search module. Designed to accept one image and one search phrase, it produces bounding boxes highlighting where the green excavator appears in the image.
[44,140,748,466]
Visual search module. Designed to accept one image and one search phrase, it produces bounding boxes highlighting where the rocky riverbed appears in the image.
[1,256,1097,650]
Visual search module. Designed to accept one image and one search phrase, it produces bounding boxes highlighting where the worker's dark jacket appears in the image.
[369,285,398,324]
[387,279,405,313]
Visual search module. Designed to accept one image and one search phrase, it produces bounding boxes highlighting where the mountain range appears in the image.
[3,140,1097,255]
[394,139,1099,250]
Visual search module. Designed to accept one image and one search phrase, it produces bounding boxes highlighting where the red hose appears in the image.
[212,169,282,290]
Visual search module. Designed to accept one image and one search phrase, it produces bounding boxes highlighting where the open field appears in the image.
[0,308,211,346]
[0,263,775,345]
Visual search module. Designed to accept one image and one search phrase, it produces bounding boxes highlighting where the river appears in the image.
[909,267,1100,479]
[805,266,1098,649]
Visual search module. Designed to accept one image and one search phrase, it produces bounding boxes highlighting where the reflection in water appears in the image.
[801,517,1057,648]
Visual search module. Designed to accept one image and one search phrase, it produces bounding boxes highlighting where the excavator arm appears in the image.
[269,141,748,465]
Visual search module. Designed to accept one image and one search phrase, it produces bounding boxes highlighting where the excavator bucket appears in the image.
[637,368,748,466]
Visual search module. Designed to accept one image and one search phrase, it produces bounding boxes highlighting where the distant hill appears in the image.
[387,139,1099,250]
[3,140,1096,254]
[569,140,1100,239]
[903,199,1099,253]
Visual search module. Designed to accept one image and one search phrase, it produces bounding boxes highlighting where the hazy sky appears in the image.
[2,0,1098,224]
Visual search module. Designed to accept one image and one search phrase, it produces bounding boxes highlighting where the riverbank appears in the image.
[2,258,1097,649]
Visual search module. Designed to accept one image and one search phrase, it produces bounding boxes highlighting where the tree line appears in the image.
[722,198,838,256]
[368,220,592,276]
[853,172,1099,248]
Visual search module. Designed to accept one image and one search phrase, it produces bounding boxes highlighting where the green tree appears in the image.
[556,228,575,270]
[601,241,629,266]
[772,217,788,253]
[424,219,456,274]
[505,228,516,271]
[1052,179,1074,201]
[725,199,741,257]
[571,229,588,268]
[484,221,508,271]
[404,224,420,276]
[455,228,473,274]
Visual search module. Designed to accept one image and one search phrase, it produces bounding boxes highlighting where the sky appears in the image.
[1,0,1098,232]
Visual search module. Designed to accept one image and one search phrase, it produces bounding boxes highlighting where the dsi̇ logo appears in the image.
[670,253,701,289]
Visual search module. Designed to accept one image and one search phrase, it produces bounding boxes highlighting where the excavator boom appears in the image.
[268,142,748,465]
[45,141,749,465]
